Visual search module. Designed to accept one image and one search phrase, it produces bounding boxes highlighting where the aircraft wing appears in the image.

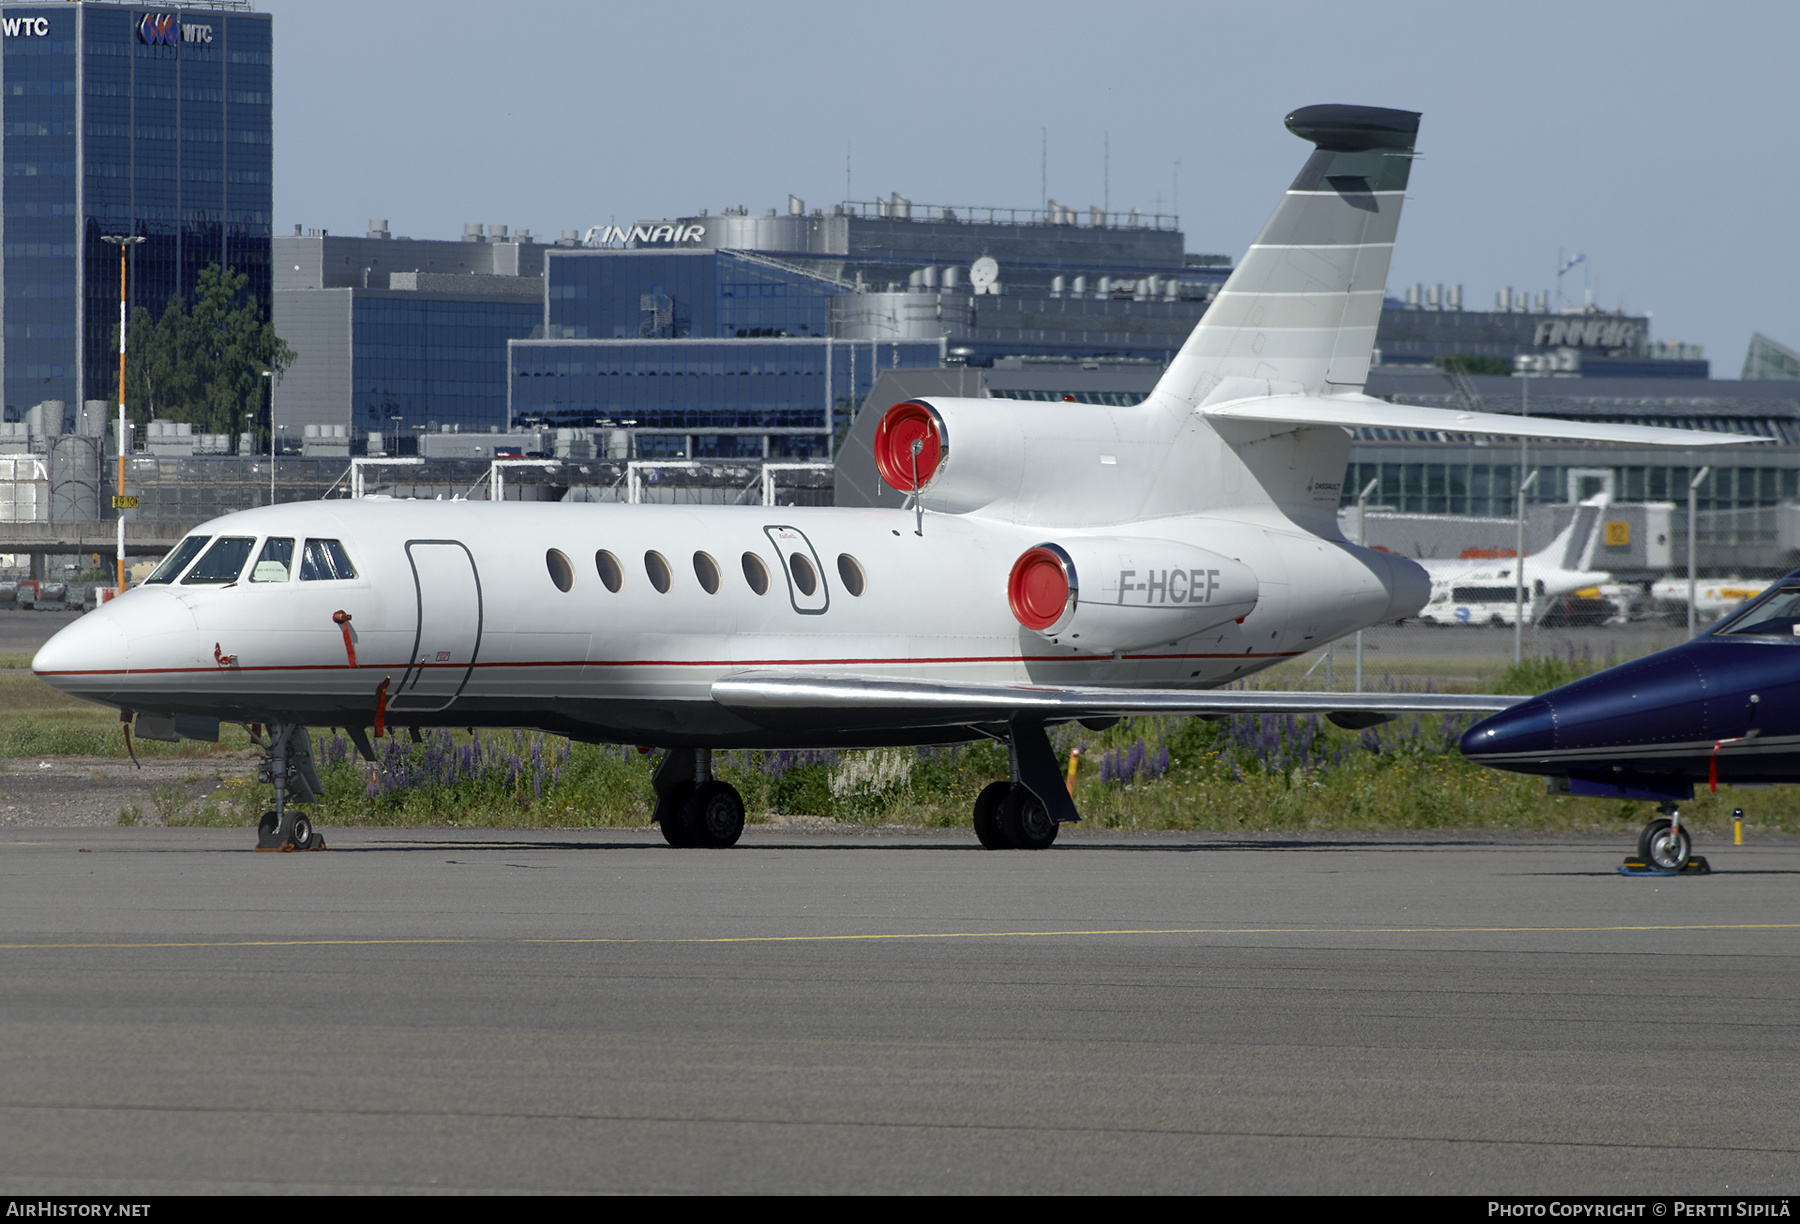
[711,671,1522,722]
[1203,395,1764,448]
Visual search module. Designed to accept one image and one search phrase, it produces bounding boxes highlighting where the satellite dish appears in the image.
[969,257,999,292]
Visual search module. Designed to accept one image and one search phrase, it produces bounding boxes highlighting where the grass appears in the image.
[7,661,1794,837]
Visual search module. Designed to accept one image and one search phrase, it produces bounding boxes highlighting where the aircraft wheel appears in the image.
[289,813,316,851]
[999,786,1059,851]
[684,781,745,849]
[656,781,697,847]
[1643,819,1692,872]
[256,811,284,850]
[971,781,1012,850]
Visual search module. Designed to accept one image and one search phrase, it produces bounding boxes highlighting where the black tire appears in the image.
[1643,819,1692,872]
[656,781,697,847]
[256,811,283,850]
[972,781,1012,850]
[684,781,745,849]
[1638,818,1672,861]
[999,786,1059,851]
[290,814,315,851]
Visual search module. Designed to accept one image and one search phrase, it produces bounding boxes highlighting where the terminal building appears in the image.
[0,1,273,422]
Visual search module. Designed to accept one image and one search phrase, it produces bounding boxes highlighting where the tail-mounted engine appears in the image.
[1008,539,1258,653]
[872,398,1028,515]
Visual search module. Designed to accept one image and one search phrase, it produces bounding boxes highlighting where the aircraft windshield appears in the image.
[180,537,255,585]
[251,537,294,583]
[144,536,209,585]
[1713,586,1800,637]
[299,539,356,581]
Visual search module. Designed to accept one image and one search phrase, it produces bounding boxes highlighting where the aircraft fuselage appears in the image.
[34,498,1419,749]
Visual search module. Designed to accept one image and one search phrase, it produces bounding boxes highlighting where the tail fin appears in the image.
[1154,104,1419,409]
[1536,493,1611,571]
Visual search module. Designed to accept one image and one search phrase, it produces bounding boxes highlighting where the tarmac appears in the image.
[0,824,1795,1194]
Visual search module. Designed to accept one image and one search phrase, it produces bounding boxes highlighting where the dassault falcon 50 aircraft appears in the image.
[1462,573,1800,872]
[33,104,1754,852]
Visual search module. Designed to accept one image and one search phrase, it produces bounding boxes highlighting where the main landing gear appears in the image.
[254,723,326,852]
[652,747,745,848]
[971,718,1080,851]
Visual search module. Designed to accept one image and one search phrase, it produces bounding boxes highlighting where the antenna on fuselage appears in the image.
[909,437,925,536]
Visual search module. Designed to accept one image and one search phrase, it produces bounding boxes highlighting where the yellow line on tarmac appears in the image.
[529,922,1800,945]
[0,923,1797,952]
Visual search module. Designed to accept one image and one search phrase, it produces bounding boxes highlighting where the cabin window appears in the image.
[789,552,818,597]
[837,553,866,597]
[645,550,672,594]
[741,552,770,596]
[546,548,574,592]
[596,550,624,592]
[181,536,256,585]
[299,539,357,581]
[250,538,294,583]
[693,551,721,594]
[145,536,209,585]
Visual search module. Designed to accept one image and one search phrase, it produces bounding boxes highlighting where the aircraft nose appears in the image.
[32,605,129,688]
[1461,697,1556,759]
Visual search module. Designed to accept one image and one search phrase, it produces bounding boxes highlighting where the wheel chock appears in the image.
[251,836,328,853]
[1617,856,1711,877]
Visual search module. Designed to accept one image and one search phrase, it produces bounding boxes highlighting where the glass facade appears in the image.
[545,249,836,341]
[353,294,542,434]
[1,3,272,420]
[510,338,942,458]
[519,249,942,454]
[1340,459,1800,517]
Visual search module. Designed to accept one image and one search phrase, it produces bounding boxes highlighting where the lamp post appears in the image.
[100,234,145,590]
[1688,464,1711,637]
[1513,468,1540,665]
[1353,476,1379,692]
[261,369,274,504]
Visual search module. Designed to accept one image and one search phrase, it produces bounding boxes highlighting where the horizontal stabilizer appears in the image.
[712,672,1520,719]
[1203,395,1764,448]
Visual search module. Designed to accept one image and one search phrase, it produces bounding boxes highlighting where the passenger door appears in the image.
[390,540,483,711]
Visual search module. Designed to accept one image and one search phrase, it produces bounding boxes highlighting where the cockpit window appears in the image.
[250,538,294,583]
[180,536,256,585]
[1713,586,1800,637]
[144,536,209,585]
[299,539,357,581]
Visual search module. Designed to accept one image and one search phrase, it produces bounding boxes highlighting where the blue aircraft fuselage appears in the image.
[1461,573,1800,802]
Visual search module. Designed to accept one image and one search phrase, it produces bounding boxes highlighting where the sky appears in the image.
[265,0,1800,373]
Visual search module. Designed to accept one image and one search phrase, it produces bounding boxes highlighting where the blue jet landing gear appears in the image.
[971,718,1079,850]
[652,747,744,848]
[1620,800,1709,876]
[254,723,326,852]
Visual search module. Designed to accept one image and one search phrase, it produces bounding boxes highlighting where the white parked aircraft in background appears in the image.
[1415,494,1613,626]
[1649,576,1773,623]
[32,105,1755,852]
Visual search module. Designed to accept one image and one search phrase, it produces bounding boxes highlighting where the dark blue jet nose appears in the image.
[1462,646,1713,765]
[1461,695,1556,759]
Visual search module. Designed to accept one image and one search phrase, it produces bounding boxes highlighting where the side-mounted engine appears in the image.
[1006,538,1259,654]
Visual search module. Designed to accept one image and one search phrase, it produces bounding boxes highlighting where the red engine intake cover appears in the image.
[873,401,944,493]
[1008,546,1074,632]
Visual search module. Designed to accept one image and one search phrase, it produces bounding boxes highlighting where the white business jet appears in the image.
[1414,493,1613,626]
[32,105,1753,852]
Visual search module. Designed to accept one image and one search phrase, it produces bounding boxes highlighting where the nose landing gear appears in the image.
[253,723,326,852]
[1622,801,1709,875]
